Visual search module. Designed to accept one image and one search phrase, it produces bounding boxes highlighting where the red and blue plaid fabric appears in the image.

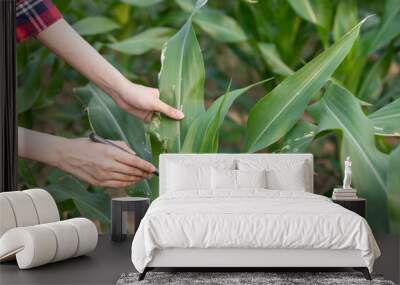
[16,0,62,43]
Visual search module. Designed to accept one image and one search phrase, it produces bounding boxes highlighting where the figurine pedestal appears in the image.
[333,188,357,192]
[332,188,358,200]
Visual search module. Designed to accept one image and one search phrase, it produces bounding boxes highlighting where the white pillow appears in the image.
[212,168,236,190]
[236,169,267,189]
[167,163,212,191]
[267,167,306,191]
[237,159,308,191]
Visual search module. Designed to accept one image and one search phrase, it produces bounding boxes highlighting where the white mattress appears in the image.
[131,190,380,273]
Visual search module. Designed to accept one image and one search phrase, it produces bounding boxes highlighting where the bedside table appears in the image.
[111,197,149,242]
[332,198,366,218]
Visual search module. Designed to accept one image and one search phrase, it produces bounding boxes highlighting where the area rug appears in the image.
[116,272,395,285]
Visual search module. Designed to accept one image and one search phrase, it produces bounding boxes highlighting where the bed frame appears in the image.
[139,154,371,281]
[140,248,370,280]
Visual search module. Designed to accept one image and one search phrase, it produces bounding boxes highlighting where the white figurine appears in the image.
[343,156,352,189]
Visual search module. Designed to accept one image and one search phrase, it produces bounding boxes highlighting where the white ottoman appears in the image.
[0,189,98,269]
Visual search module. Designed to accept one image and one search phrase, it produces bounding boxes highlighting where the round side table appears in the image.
[111,197,149,242]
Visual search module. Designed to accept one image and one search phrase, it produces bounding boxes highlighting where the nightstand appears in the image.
[332,198,366,218]
[111,197,149,242]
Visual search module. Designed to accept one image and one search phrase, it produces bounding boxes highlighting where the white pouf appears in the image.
[1,191,40,227]
[0,196,17,237]
[0,189,98,269]
[24,189,60,224]
[42,221,79,262]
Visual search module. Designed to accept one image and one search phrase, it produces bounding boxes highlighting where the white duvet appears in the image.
[131,190,380,272]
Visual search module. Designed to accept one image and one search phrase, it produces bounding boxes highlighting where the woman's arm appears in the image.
[35,19,184,122]
[18,127,155,188]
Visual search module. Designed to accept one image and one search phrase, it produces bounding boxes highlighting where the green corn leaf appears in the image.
[176,0,246,43]
[332,0,358,42]
[32,60,64,111]
[108,27,176,55]
[74,84,152,196]
[199,81,233,153]
[45,173,111,226]
[287,0,331,30]
[387,146,400,233]
[288,0,333,47]
[73,17,120,36]
[369,97,400,137]
[331,0,363,93]
[279,122,317,153]
[287,0,318,25]
[318,82,389,232]
[17,57,41,114]
[336,0,399,93]
[180,117,202,153]
[175,0,196,11]
[193,8,247,43]
[374,77,400,110]
[258,43,293,76]
[121,0,163,7]
[245,18,366,153]
[18,160,37,188]
[74,84,152,162]
[358,48,393,101]
[158,0,207,153]
[364,0,400,54]
[182,79,272,153]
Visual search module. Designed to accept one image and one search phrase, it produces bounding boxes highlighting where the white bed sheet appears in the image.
[131,190,380,273]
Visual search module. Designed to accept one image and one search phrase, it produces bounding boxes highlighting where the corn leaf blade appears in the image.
[193,8,247,43]
[176,0,246,43]
[364,0,400,54]
[182,80,271,153]
[45,174,111,226]
[73,17,119,36]
[108,27,176,55]
[287,0,332,30]
[358,49,393,101]
[121,0,163,7]
[158,0,207,153]
[387,146,400,233]
[279,122,317,153]
[74,84,153,197]
[369,97,400,137]
[318,82,389,232]
[245,19,365,153]
[258,43,293,76]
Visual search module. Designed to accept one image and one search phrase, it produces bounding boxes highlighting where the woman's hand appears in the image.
[112,80,184,122]
[18,128,155,188]
[58,138,155,188]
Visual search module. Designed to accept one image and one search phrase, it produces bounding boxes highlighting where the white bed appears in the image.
[131,154,380,280]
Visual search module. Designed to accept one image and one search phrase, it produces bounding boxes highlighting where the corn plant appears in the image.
[17,0,399,233]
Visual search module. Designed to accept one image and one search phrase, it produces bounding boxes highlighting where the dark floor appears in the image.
[1,234,398,285]
[0,235,133,285]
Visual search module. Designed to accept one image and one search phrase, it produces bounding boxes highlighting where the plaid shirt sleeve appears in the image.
[16,0,62,43]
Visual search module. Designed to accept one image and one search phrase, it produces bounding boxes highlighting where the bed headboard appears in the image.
[159,154,314,195]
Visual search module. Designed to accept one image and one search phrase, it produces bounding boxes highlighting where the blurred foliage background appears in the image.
[17,0,399,233]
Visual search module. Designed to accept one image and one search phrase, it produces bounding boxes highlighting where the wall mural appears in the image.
[17,0,400,233]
